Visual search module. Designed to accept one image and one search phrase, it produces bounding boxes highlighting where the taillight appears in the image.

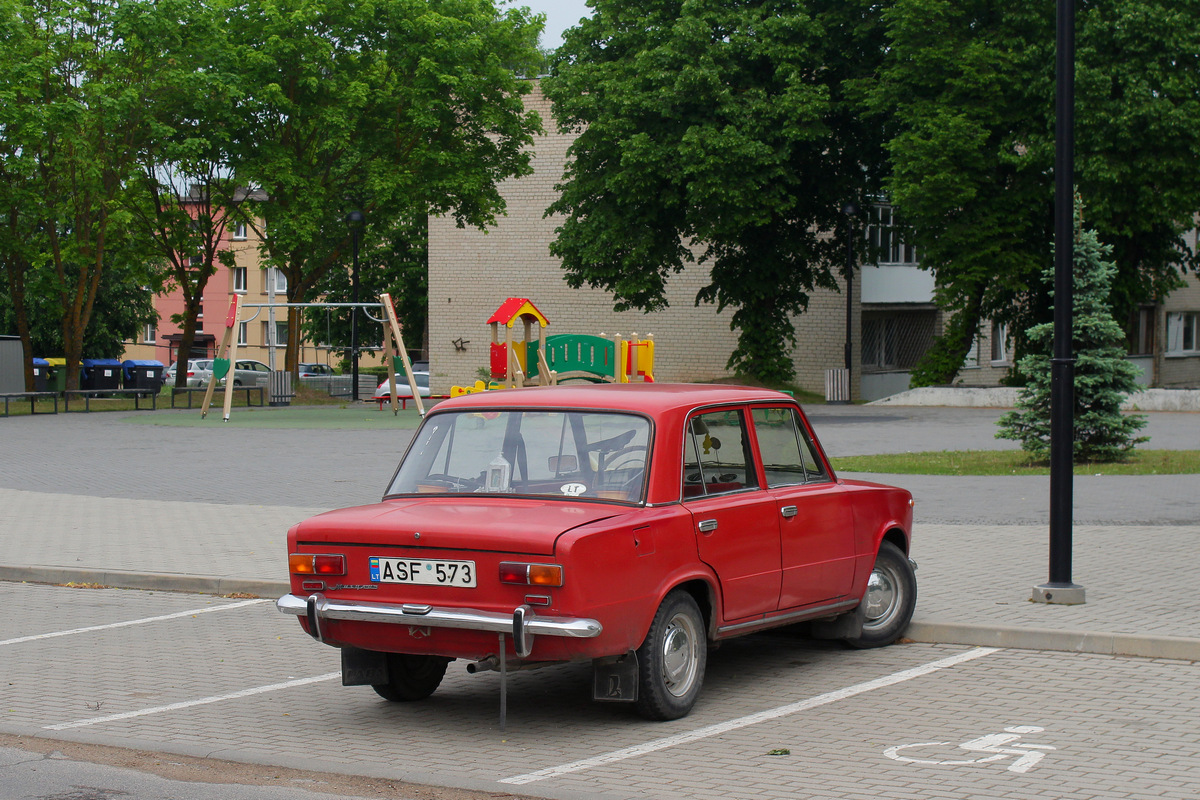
[289,553,346,576]
[499,562,563,587]
[186,371,194,377]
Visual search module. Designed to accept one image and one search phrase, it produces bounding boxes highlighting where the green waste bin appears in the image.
[44,357,68,393]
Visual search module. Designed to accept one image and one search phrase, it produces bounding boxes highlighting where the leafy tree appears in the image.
[871,0,1200,385]
[225,0,544,373]
[544,0,888,382]
[120,0,251,387]
[0,0,168,390]
[996,205,1148,461]
[299,215,429,367]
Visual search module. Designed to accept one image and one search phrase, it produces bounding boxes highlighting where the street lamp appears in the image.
[346,210,365,401]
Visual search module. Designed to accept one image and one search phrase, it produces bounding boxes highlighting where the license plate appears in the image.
[369,557,476,587]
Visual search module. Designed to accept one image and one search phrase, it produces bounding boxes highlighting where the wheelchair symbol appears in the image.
[885,726,1055,774]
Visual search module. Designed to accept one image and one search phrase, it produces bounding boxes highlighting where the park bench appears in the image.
[63,388,158,412]
[170,386,265,409]
[0,391,59,417]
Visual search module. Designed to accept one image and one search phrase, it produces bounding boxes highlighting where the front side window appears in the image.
[683,410,759,498]
[233,267,247,293]
[389,410,651,503]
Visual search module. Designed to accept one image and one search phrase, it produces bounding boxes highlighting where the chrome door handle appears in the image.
[781,505,798,518]
[697,519,718,533]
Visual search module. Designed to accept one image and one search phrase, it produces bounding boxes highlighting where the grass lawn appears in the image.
[830,449,1200,476]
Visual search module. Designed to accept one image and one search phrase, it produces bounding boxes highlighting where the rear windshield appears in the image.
[388,410,651,503]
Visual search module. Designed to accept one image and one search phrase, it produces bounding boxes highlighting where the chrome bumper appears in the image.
[276,593,603,658]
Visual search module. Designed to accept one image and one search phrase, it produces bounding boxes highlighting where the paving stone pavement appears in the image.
[1,403,1198,661]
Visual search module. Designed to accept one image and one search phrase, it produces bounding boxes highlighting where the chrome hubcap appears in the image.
[862,566,899,628]
[661,612,699,697]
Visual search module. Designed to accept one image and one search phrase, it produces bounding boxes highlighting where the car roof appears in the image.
[434,383,796,415]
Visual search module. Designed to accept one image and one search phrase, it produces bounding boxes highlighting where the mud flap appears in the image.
[810,603,865,640]
[592,651,639,702]
[341,647,388,686]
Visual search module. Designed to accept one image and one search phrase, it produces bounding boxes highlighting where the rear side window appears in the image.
[751,407,829,486]
[682,410,759,498]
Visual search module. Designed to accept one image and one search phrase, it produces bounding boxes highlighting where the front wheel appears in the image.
[635,590,707,720]
[371,653,450,702]
[844,540,917,649]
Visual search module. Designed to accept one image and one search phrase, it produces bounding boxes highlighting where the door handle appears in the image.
[697,519,718,533]
[781,505,798,518]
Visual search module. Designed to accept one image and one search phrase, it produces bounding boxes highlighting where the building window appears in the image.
[270,268,287,294]
[1166,311,1199,355]
[862,310,937,372]
[262,320,288,347]
[868,205,918,266]
[233,267,247,294]
[232,222,247,241]
[143,323,156,344]
[1126,306,1155,355]
[990,322,1009,365]
[238,322,248,346]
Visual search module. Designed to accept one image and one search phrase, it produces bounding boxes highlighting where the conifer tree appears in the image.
[997,206,1149,461]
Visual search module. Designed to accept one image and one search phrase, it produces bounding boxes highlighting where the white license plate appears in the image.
[369,557,476,587]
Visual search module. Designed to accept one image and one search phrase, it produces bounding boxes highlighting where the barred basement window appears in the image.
[861,310,937,372]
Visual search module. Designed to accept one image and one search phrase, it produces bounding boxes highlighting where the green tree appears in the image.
[299,215,429,366]
[120,0,252,387]
[0,0,169,390]
[871,0,1200,385]
[225,0,544,373]
[996,206,1148,461]
[544,0,887,382]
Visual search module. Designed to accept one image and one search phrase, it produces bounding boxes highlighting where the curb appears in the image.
[0,565,288,599]
[906,620,1200,662]
[6,565,1198,663]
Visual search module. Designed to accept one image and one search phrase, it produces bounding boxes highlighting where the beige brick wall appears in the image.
[428,82,862,398]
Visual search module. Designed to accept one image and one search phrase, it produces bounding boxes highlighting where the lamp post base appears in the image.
[1031,582,1086,605]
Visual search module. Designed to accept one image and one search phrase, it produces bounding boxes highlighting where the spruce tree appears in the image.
[997,208,1149,461]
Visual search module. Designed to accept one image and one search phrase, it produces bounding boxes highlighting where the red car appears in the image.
[278,384,915,720]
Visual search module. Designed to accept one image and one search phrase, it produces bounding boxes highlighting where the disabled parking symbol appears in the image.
[885,726,1056,774]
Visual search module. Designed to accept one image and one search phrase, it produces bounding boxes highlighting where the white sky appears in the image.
[512,0,593,49]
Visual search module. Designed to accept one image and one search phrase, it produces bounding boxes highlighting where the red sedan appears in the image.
[278,384,915,720]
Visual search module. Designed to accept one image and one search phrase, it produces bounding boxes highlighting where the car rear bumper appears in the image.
[277,593,603,658]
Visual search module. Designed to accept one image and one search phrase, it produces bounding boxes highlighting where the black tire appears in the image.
[371,653,450,702]
[634,590,707,720]
[844,540,917,649]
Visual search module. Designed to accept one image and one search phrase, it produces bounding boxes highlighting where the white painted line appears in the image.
[0,598,269,647]
[44,672,341,730]
[500,646,1001,785]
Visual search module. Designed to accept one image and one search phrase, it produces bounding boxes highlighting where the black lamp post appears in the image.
[843,203,858,394]
[346,210,365,401]
[1037,0,1084,604]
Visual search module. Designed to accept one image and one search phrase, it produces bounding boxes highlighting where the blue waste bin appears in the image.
[82,358,123,390]
[122,359,164,393]
[32,358,49,392]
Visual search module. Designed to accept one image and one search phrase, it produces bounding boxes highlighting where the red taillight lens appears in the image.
[289,553,345,576]
[186,371,194,377]
[499,562,563,587]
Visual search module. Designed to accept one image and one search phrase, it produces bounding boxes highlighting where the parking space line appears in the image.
[44,672,341,730]
[0,598,269,647]
[500,646,1001,785]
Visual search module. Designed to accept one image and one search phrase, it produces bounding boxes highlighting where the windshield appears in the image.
[388,410,652,503]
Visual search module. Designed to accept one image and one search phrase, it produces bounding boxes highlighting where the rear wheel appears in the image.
[635,590,707,720]
[844,540,917,649]
[371,653,450,702]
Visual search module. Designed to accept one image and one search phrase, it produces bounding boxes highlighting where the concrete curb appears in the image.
[7,564,1199,663]
[0,566,288,599]
[906,620,1200,662]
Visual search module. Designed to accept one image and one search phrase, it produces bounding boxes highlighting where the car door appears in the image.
[750,406,855,609]
[684,408,782,622]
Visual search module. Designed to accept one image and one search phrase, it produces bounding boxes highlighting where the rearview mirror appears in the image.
[548,455,578,473]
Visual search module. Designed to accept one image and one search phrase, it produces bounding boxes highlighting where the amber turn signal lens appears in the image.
[289,553,345,576]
